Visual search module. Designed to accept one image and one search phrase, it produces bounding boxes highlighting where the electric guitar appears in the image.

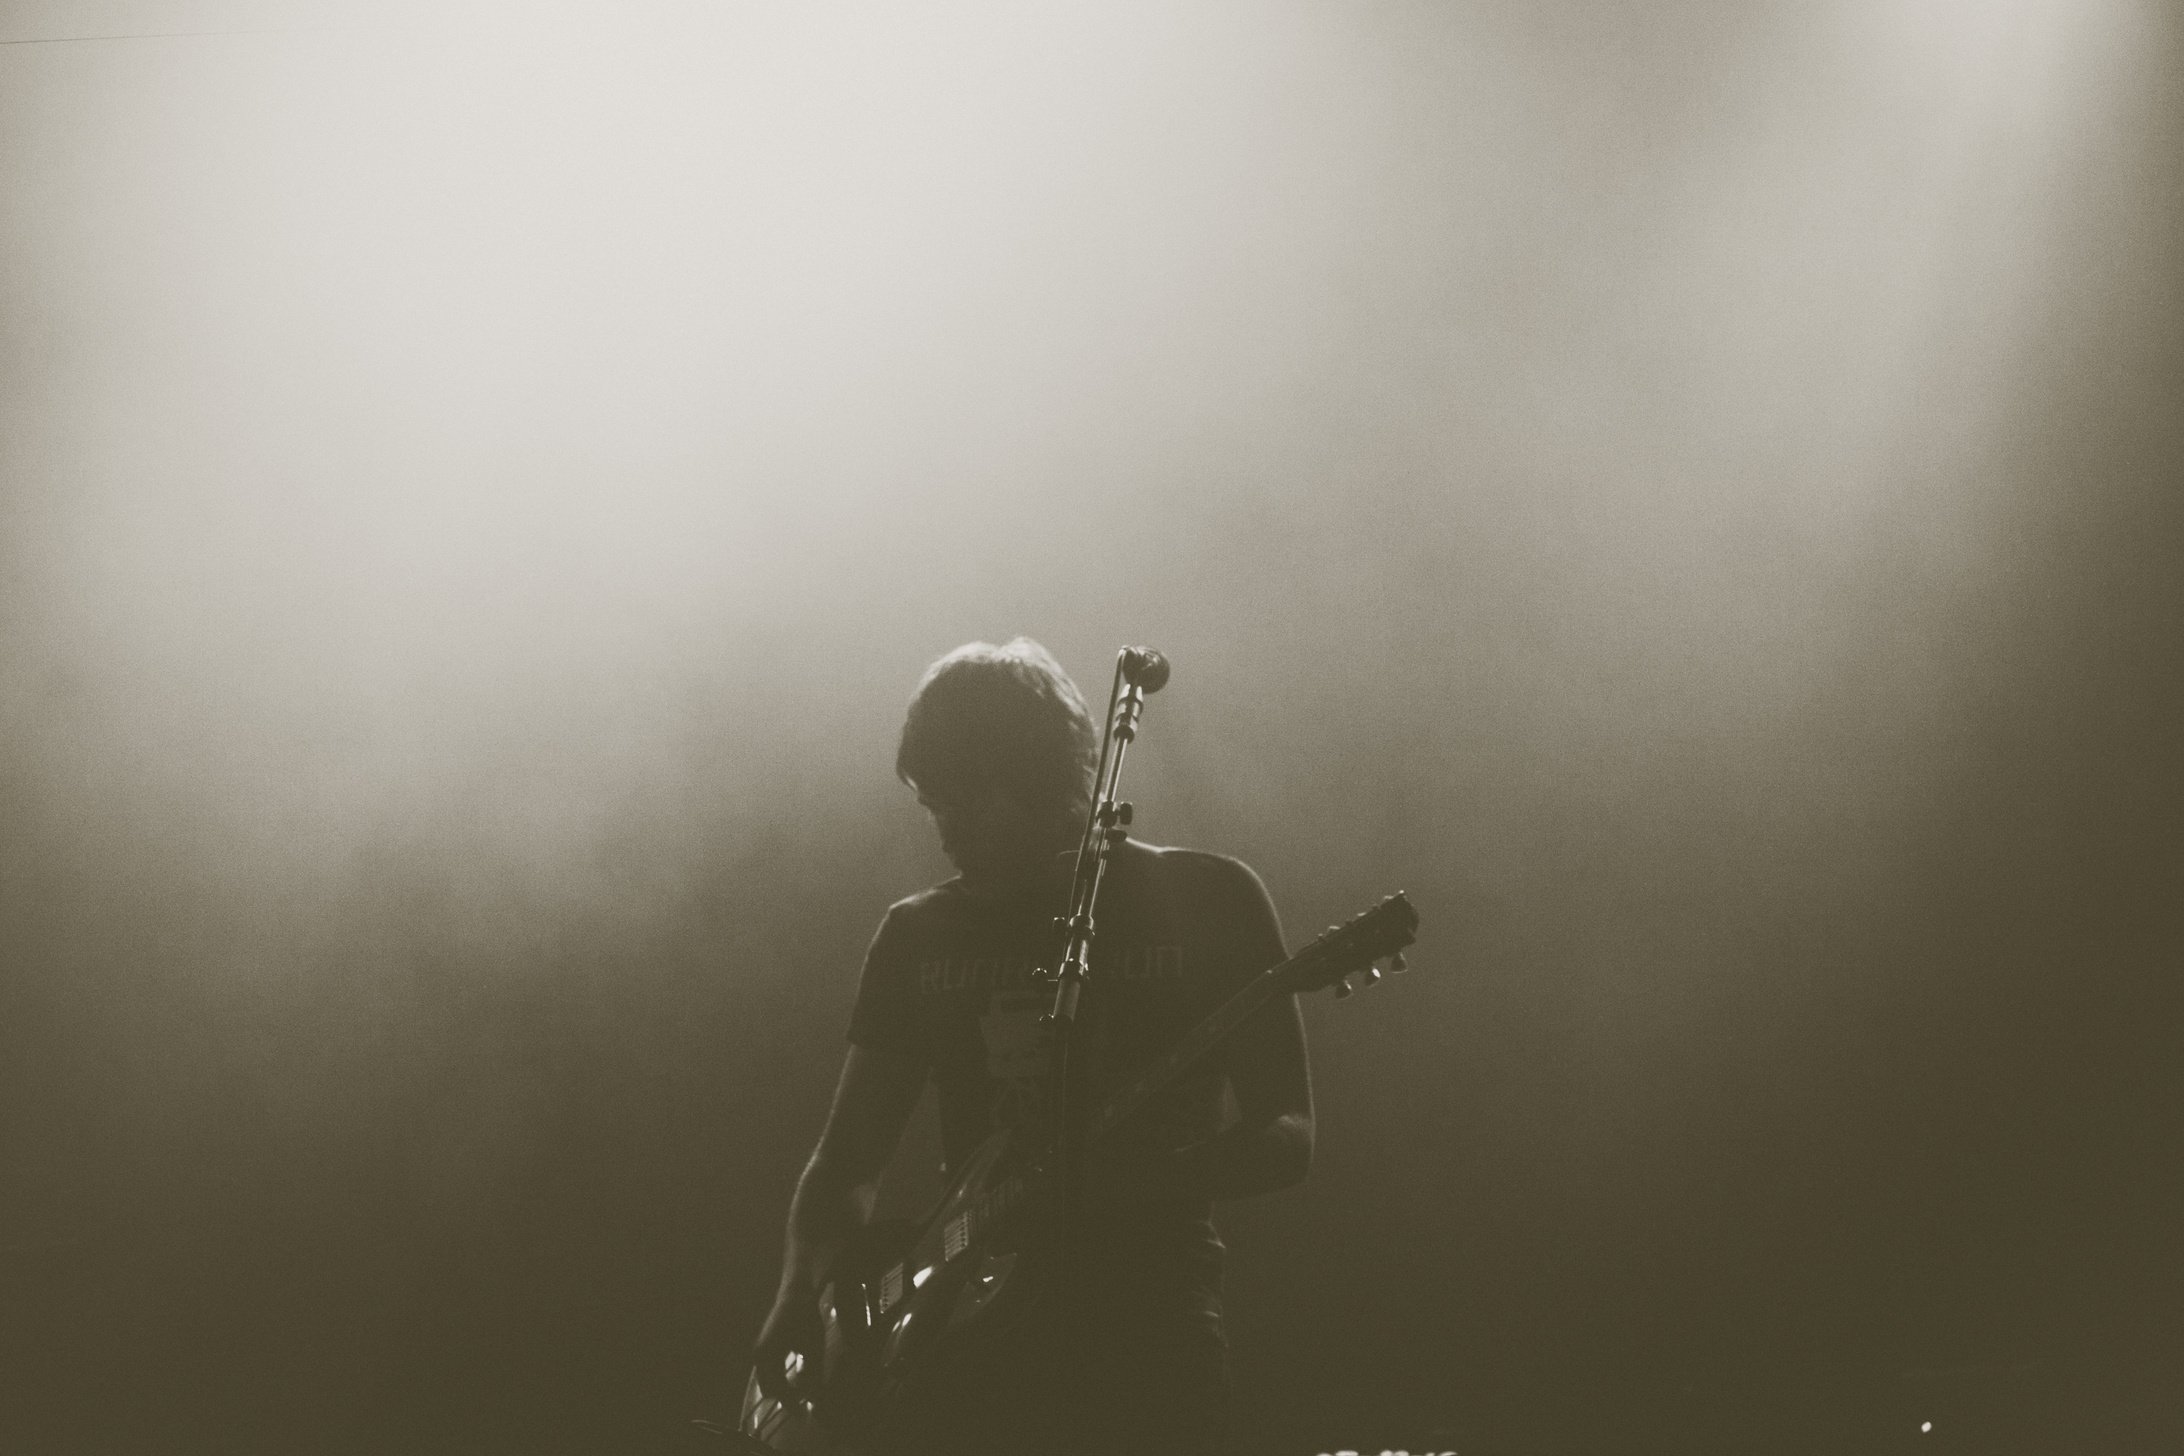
[738,891,1420,1452]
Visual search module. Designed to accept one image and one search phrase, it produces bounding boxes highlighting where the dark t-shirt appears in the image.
[846,838,1288,1309]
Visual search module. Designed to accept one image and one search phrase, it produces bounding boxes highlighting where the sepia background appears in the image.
[3,2,2179,1451]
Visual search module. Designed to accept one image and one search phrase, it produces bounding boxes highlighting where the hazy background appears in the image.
[3,2,2180,1452]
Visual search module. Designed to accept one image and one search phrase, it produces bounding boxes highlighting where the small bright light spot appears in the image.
[1922,1421,1933,1433]
[912,1265,934,1289]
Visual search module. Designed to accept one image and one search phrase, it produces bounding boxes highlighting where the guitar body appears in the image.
[738,1217,918,1453]
[741,1125,1053,1450]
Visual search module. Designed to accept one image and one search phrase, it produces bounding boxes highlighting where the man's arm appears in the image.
[1179,989,1314,1200]
[1181,859,1315,1200]
[752,1043,926,1393]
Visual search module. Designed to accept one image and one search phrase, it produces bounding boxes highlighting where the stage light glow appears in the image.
[2,0,2154,924]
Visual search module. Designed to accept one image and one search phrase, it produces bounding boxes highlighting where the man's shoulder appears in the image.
[1128,841,1274,911]
[885,880,962,917]
[875,878,969,934]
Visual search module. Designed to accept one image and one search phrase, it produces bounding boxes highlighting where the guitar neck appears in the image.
[1081,958,1289,1145]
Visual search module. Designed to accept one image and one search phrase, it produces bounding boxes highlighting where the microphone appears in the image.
[1120,647,1170,693]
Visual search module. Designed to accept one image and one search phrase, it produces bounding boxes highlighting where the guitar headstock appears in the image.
[1281,892,1419,1000]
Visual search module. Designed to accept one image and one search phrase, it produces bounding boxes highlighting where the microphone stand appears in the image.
[1040,647,1165,1332]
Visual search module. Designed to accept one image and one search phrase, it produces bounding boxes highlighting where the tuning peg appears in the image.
[1389,952,1408,974]
[1333,977,1354,999]
[1362,965,1383,987]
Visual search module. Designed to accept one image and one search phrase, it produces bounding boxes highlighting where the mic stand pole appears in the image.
[1041,648,1161,1340]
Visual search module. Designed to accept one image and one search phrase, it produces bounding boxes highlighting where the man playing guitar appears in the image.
[750,638,1314,1455]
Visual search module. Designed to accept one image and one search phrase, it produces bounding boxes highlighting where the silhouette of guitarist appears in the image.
[752,638,1313,1456]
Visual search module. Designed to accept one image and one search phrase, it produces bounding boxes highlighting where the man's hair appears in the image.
[896,638,1098,818]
